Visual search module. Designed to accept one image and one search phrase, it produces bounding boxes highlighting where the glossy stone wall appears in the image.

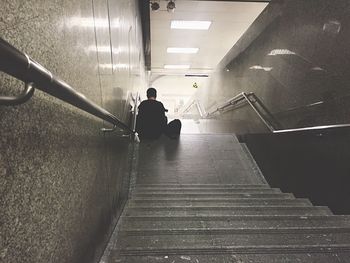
[196,0,350,133]
[0,0,145,262]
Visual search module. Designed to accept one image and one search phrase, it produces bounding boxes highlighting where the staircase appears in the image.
[103,134,350,262]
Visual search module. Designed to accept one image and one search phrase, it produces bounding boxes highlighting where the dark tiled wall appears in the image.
[198,0,350,133]
[0,0,145,262]
[240,127,350,215]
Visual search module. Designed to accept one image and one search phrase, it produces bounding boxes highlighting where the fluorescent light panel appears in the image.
[164,65,190,69]
[167,47,199,54]
[171,20,211,30]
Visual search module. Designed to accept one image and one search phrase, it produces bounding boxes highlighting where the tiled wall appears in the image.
[0,0,145,262]
[196,0,350,133]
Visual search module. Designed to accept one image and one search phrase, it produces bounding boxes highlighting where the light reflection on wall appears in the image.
[85,45,120,54]
[66,17,120,28]
[323,20,341,34]
[249,65,273,72]
[99,63,129,70]
[267,49,296,56]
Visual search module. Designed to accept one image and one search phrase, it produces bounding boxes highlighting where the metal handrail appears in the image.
[205,92,281,132]
[0,37,134,134]
[207,92,250,116]
[131,92,140,132]
[0,82,35,106]
[201,92,350,134]
[274,124,350,134]
[180,99,196,116]
[180,99,207,118]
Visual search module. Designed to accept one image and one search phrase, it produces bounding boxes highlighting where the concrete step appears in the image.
[116,231,350,251]
[135,187,272,191]
[128,198,312,207]
[112,252,350,263]
[121,227,350,236]
[133,188,282,194]
[124,206,332,217]
[121,215,350,231]
[132,192,293,199]
[129,193,296,200]
[135,184,269,189]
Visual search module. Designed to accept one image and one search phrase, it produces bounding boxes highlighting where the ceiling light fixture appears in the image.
[167,47,199,54]
[164,64,190,69]
[167,0,176,13]
[171,20,212,30]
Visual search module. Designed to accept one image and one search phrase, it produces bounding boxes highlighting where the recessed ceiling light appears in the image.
[167,47,199,54]
[164,65,190,69]
[171,20,212,30]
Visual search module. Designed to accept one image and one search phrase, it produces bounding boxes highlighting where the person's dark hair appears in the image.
[147,87,157,98]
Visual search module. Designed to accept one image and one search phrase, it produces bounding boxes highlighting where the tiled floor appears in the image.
[136,134,263,185]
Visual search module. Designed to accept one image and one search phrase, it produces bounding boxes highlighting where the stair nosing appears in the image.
[121,215,350,220]
[127,205,330,210]
[120,227,350,236]
[117,244,350,256]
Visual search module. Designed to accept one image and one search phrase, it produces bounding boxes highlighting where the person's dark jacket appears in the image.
[136,99,167,139]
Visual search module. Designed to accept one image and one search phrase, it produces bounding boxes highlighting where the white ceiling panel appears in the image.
[150,0,268,75]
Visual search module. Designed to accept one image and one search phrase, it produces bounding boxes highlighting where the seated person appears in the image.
[136,87,181,140]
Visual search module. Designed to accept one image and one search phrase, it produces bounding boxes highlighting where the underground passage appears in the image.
[1,0,350,262]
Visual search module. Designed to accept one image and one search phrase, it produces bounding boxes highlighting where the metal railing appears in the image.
[0,37,135,135]
[131,92,140,132]
[180,99,207,118]
[182,92,350,134]
[206,92,282,132]
[181,92,281,132]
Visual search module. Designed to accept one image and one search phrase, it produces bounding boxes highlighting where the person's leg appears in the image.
[165,119,182,139]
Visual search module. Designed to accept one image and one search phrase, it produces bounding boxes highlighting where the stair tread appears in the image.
[125,206,332,216]
[116,232,350,249]
[128,199,312,207]
[120,227,350,235]
[126,206,329,210]
[121,215,350,230]
[134,187,271,190]
[129,198,300,203]
[133,188,282,194]
[135,186,269,188]
[113,252,350,263]
[132,193,293,198]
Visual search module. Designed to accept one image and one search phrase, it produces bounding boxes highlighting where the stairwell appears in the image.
[102,134,350,262]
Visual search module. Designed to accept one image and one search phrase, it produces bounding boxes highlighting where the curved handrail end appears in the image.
[0,82,35,106]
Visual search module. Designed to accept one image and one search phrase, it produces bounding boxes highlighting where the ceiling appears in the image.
[150,0,268,76]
